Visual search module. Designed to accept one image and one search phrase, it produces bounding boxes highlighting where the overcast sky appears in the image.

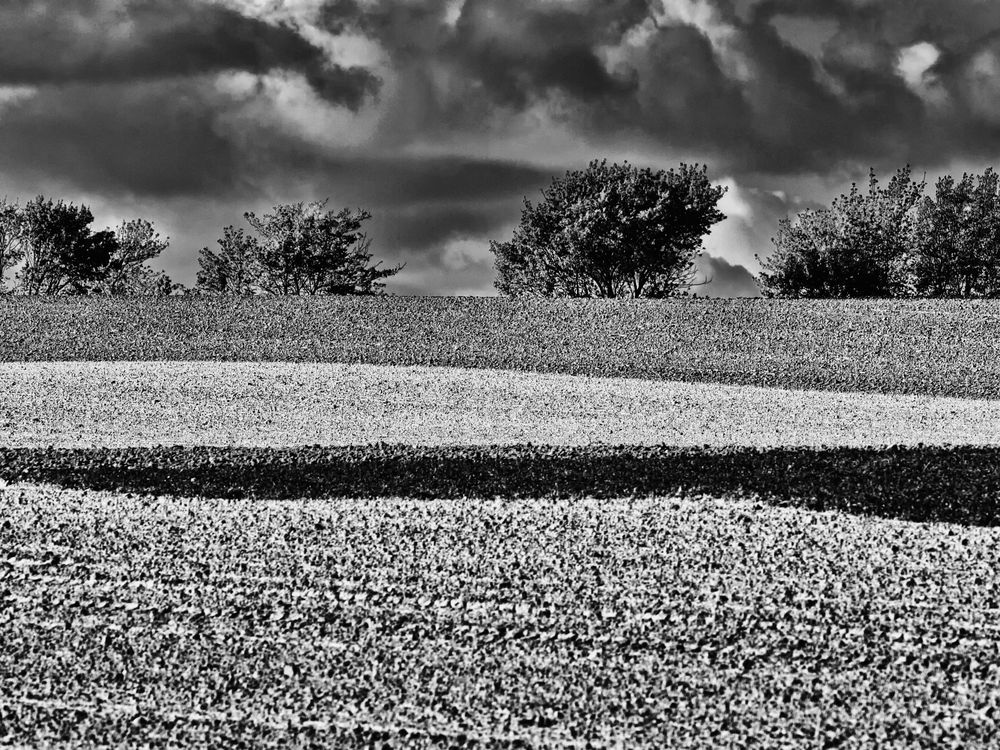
[3,0,1000,296]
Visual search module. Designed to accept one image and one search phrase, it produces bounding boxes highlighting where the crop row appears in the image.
[2,443,1000,526]
[1,487,999,747]
[2,297,1000,397]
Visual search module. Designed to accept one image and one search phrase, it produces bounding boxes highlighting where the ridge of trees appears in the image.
[196,200,403,296]
[0,196,178,296]
[757,166,1000,298]
[7,161,1000,300]
[491,160,726,298]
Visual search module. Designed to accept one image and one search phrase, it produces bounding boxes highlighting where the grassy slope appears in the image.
[3,296,1000,397]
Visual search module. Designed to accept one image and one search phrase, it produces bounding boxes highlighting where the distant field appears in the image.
[2,297,1000,747]
[3,296,1000,397]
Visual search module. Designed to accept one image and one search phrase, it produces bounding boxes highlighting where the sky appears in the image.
[4,1,1000,296]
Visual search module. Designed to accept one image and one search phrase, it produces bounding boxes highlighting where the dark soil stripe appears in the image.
[1,444,998,526]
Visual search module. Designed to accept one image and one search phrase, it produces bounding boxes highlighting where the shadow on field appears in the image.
[1,444,999,525]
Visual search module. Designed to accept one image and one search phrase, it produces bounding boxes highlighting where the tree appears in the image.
[196,226,258,296]
[757,166,925,297]
[16,196,118,295]
[490,160,727,298]
[911,169,1000,297]
[95,218,173,296]
[196,200,402,295]
[0,198,25,294]
[754,209,841,298]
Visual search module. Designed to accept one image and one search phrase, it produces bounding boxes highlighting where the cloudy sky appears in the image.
[3,0,1000,296]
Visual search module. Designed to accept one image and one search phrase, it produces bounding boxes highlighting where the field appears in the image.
[2,297,1000,747]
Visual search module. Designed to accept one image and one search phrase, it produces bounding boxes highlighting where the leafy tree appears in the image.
[758,166,925,297]
[196,226,258,296]
[0,198,25,294]
[911,169,1000,297]
[491,160,727,298]
[754,209,841,298]
[95,219,173,296]
[17,196,118,295]
[197,201,402,295]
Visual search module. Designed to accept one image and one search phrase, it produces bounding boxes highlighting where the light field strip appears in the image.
[3,361,998,449]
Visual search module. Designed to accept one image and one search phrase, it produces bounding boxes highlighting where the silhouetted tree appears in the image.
[758,166,925,297]
[196,226,258,296]
[0,198,24,294]
[91,219,173,296]
[911,169,1000,297]
[197,201,402,295]
[17,196,118,295]
[491,160,727,298]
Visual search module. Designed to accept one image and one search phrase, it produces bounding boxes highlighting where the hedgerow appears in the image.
[2,443,999,526]
[2,296,1000,398]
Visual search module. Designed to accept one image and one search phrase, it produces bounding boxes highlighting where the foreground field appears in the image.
[2,486,999,748]
[3,362,1000,449]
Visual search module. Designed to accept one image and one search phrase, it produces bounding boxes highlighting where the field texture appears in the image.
[3,361,1000,449]
[2,297,1000,748]
[3,296,1000,396]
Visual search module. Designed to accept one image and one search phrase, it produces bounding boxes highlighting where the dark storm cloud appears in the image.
[626,23,750,152]
[0,0,379,108]
[0,78,243,198]
[376,201,520,252]
[316,0,1000,176]
[321,0,649,137]
[440,0,645,107]
[239,126,556,216]
[308,155,553,208]
[726,0,1000,171]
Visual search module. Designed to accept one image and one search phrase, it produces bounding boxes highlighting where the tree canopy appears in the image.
[16,196,119,295]
[757,165,1000,298]
[757,167,925,298]
[0,197,176,296]
[491,160,727,298]
[910,169,1000,298]
[96,219,174,296]
[197,200,402,295]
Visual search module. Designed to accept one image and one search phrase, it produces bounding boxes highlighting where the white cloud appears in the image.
[654,0,753,81]
[716,177,753,222]
[443,0,465,27]
[441,236,494,270]
[213,70,380,150]
[0,85,36,111]
[896,41,940,89]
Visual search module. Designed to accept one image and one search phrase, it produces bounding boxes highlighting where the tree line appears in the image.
[0,197,402,297]
[757,166,1000,298]
[0,196,177,296]
[3,161,1000,299]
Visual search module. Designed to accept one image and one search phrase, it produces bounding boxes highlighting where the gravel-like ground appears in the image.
[1,485,997,748]
[2,361,999,448]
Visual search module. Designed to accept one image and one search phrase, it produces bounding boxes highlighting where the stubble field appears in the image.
[2,297,1000,748]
